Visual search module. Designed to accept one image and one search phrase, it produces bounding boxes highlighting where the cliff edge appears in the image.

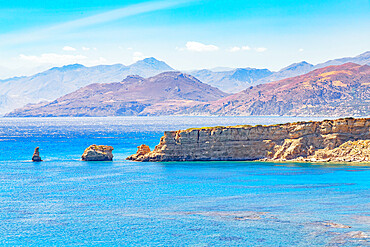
[127,117,370,162]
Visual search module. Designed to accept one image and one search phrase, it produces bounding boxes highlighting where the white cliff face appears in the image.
[128,118,370,162]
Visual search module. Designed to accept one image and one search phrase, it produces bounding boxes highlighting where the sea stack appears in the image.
[126,144,151,161]
[32,147,42,162]
[81,145,114,161]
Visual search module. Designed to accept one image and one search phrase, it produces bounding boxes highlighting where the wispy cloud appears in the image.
[132,51,146,62]
[0,0,198,46]
[19,53,107,66]
[63,46,76,51]
[20,53,86,64]
[228,45,251,52]
[183,41,219,52]
[255,47,267,52]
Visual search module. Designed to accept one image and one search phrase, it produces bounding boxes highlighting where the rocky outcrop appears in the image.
[127,118,370,162]
[126,144,151,161]
[81,145,114,161]
[32,147,42,162]
[303,140,370,162]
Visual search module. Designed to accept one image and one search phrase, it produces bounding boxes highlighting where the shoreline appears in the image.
[127,117,370,163]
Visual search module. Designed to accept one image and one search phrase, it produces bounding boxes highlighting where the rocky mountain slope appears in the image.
[189,68,272,93]
[127,117,370,162]
[256,51,370,85]
[0,57,173,115]
[205,63,370,116]
[2,52,369,116]
[6,72,228,117]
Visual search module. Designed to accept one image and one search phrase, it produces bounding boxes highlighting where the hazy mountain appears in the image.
[256,61,314,84]
[2,51,369,116]
[204,63,370,116]
[7,72,228,117]
[0,57,173,115]
[315,51,370,69]
[189,68,272,93]
[257,51,370,85]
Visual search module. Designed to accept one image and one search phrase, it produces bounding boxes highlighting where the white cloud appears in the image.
[255,47,267,52]
[63,46,76,51]
[228,45,251,52]
[299,48,304,52]
[185,41,219,52]
[228,46,241,52]
[132,52,146,62]
[82,46,91,51]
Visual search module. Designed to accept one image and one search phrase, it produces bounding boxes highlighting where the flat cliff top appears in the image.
[183,117,370,133]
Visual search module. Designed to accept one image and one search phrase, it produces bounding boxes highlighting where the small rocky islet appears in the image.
[81,145,114,161]
[127,117,370,163]
[31,147,42,162]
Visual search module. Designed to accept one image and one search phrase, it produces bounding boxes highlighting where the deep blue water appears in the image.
[0,116,369,246]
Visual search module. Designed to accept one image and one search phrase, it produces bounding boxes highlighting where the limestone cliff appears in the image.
[128,118,370,162]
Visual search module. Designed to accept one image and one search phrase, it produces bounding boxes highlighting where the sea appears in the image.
[0,116,369,246]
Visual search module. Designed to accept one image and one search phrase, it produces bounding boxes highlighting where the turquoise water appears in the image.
[0,116,369,246]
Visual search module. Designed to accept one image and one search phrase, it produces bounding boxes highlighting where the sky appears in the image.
[0,0,369,78]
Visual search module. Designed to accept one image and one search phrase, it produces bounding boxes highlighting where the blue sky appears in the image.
[0,0,369,78]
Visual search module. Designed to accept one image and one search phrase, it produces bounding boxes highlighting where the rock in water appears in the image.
[32,147,42,162]
[81,145,114,161]
[126,144,151,161]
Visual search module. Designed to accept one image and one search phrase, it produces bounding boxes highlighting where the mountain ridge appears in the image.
[204,62,370,116]
[6,71,228,117]
[0,57,174,115]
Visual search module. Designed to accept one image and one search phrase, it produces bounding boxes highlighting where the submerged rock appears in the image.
[322,221,352,228]
[81,145,114,161]
[126,144,151,161]
[32,147,42,162]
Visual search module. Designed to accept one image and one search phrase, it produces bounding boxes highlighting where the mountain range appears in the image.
[7,63,370,117]
[6,72,227,117]
[204,63,370,116]
[0,57,174,115]
[257,51,370,84]
[2,51,370,116]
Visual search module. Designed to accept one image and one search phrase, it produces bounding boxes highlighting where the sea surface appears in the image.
[0,116,369,246]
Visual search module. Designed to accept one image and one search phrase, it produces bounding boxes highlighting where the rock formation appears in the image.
[81,145,114,161]
[127,117,370,162]
[126,144,151,161]
[32,147,42,162]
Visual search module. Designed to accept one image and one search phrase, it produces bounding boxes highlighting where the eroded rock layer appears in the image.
[128,118,370,162]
